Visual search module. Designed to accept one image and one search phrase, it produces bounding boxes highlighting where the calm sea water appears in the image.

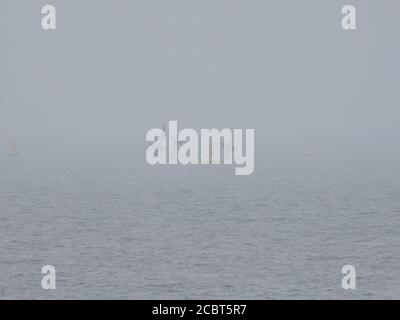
[1,153,400,299]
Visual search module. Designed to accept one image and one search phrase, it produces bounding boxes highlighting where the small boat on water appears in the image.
[8,141,19,156]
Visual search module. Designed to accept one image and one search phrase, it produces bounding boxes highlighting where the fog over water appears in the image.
[1,1,400,299]
[1,0,399,156]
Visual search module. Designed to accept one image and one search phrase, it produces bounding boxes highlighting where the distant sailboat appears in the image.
[8,141,19,156]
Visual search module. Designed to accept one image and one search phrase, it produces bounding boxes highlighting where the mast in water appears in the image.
[209,140,213,163]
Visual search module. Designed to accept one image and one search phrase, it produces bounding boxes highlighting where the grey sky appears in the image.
[1,0,399,156]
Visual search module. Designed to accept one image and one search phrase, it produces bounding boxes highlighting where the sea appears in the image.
[1,152,400,299]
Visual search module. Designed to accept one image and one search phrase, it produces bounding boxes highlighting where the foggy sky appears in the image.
[1,0,399,156]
